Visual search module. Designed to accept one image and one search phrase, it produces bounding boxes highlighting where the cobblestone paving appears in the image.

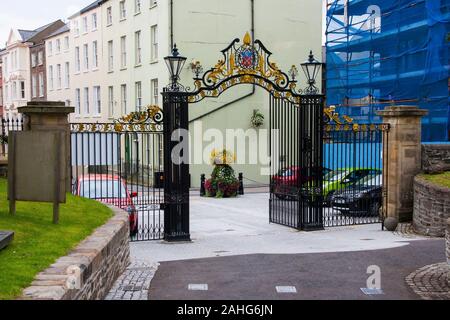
[105,261,159,300]
[406,263,450,300]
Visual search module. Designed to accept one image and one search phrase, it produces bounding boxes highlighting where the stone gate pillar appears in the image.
[377,106,428,222]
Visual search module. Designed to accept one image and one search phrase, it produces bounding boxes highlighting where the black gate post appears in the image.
[299,95,325,231]
[162,90,191,242]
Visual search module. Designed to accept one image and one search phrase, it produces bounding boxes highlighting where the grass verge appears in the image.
[0,179,112,300]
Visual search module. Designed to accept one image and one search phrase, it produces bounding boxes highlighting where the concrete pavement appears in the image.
[131,193,428,263]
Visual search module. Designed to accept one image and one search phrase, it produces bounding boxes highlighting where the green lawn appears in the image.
[420,171,450,189]
[0,179,112,300]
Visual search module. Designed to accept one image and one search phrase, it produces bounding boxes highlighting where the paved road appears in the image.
[148,239,445,300]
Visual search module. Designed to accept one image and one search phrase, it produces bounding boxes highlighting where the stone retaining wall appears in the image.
[21,206,130,300]
[413,176,450,237]
[422,144,450,174]
[447,219,450,274]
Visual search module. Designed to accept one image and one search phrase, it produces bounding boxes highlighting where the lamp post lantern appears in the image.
[301,50,322,94]
[164,44,187,91]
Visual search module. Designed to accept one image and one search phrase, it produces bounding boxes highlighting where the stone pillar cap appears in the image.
[19,101,74,115]
[376,106,428,117]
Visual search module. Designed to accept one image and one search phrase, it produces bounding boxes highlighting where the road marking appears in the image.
[188,284,209,291]
[361,288,384,295]
[276,286,297,294]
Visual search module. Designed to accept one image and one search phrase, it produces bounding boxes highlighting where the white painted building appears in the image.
[44,0,323,186]
[66,1,106,123]
[1,30,32,119]
[45,25,72,107]
[1,21,65,119]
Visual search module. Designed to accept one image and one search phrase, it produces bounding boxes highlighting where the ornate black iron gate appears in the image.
[269,95,325,230]
[71,107,165,241]
[161,32,327,239]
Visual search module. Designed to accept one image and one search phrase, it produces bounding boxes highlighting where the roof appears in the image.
[17,20,64,43]
[45,24,70,39]
[68,0,108,19]
[17,30,36,42]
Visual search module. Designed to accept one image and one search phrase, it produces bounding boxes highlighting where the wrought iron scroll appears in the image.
[187,32,307,104]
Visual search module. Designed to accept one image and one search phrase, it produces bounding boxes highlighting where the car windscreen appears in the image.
[358,174,382,187]
[324,170,345,182]
[278,169,294,177]
[79,180,128,199]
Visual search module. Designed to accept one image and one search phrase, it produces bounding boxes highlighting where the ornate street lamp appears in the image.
[301,51,322,94]
[164,44,187,90]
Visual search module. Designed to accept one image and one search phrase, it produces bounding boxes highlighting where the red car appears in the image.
[271,166,331,200]
[73,174,139,236]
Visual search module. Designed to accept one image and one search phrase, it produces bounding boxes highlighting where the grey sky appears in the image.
[1,0,328,47]
[0,0,93,47]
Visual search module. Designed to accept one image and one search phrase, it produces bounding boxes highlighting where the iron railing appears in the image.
[0,117,24,158]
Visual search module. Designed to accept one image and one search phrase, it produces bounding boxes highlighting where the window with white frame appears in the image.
[83,44,89,70]
[135,82,142,111]
[84,87,90,114]
[39,72,44,97]
[48,41,53,55]
[92,13,98,30]
[151,79,159,105]
[108,86,114,117]
[31,53,37,67]
[74,20,79,36]
[135,0,141,13]
[75,88,81,114]
[120,1,127,20]
[5,84,9,102]
[75,47,80,72]
[64,36,69,50]
[120,36,127,68]
[135,31,141,65]
[150,0,157,8]
[150,25,158,61]
[3,57,8,75]
[93,86,101,115]
[49,65,54,90]
[31,76,36,98]
[20,81,25,99]
[82,16,88,33]
[56,39,61,53]
[120,84,127,114]
[92,41,98,68]
[108,40,114,71]
[57,64,62,89]
[12,81,17,99]
[107,7,113,25]
[65,62,70,88]
[38,51,43,65]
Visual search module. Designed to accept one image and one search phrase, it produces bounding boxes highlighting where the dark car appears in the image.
[272,166,331,200]
[331,174,383,217]
[73,174,139,237]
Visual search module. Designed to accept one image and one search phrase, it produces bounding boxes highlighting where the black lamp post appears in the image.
[164,44,187,91]
[301,50,322,94]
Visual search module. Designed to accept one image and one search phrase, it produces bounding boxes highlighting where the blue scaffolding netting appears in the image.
[326,0,450,142]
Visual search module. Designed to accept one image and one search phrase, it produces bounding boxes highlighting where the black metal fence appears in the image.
[269,96,390,230]
[323,124,389,227]
[70,123,165,241]
[1,117,24,158]
[269,95,325,231]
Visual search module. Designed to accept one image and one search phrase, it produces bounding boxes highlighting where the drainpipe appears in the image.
[170,0,174,48]
[189,0,256,123]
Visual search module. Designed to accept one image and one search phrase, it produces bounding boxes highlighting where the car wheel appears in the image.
[325,191,335,207]
[275,193,287,200]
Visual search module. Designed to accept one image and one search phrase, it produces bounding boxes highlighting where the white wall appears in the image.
[46,31,72,106]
